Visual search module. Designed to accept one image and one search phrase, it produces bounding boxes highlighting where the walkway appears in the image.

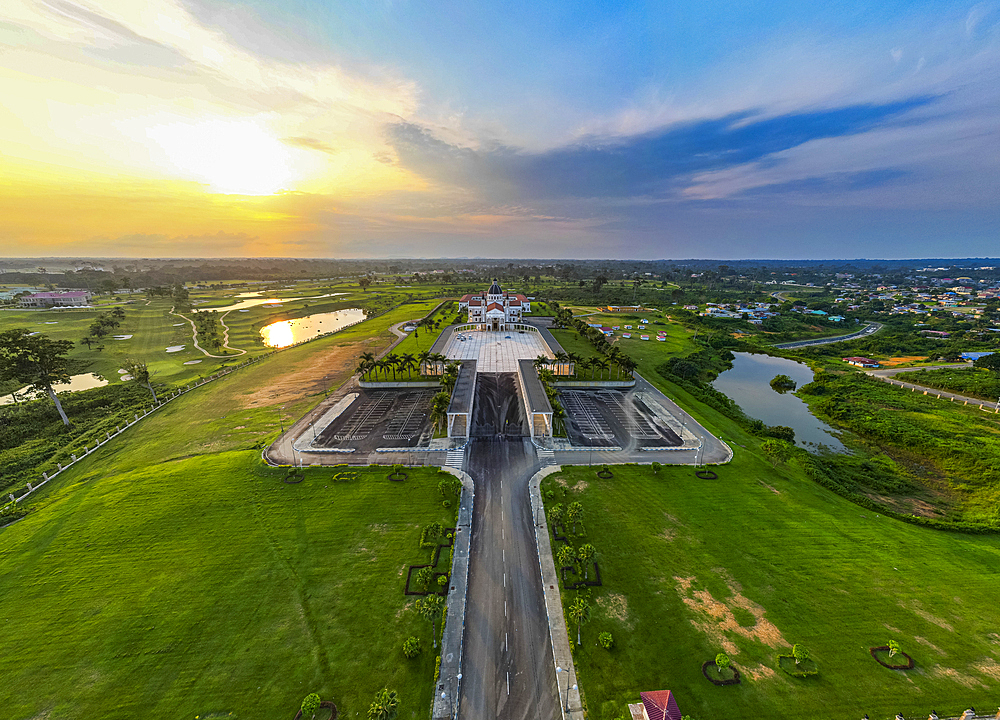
[443,330,553,372]
[170,307,247,358]
[866,364,1000,412]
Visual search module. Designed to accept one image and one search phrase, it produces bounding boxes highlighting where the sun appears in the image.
[146,118,296,195]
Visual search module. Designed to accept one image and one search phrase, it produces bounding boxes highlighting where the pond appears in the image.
[712,352,846,452]
[203,292,349,313]
[0,373,109,406]
[260,308,367,348]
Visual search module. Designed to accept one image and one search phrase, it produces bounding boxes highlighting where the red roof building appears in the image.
[462,279,530,330]
[627,690,682,720]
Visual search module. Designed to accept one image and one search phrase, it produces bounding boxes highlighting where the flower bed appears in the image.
[284,470,304,484]
[596,470,613,479]
[695,470,718,480]
[869,646,914,669]
[387,471,408,482]
[777,655,818,677]
[701,660,741,685]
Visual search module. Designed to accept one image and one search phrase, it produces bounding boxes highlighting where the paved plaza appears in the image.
[443,329,552,372]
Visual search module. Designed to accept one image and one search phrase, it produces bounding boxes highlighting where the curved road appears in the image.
[865,364,1000,411]
[772,321,882,349]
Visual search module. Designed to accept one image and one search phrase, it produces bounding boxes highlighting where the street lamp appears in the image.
[453,673,462,720]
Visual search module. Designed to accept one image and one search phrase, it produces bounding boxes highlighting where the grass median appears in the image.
[0,451,455,719]
[541,461,1000,720]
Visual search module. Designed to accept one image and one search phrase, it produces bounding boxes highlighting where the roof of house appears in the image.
[486,302,505,312]
[469,298,483,306]
[26,291,90,299]
[843,356,877,363]
[639,690,682,720]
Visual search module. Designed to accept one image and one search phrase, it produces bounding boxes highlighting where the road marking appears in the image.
[507,671,510,695]
[505,631,508,649]
[504,600,507,616]
[503,572,506,587]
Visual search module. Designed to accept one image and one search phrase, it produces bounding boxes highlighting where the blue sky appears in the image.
[2,0,999,257]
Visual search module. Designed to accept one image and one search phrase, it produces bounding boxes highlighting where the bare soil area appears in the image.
[243,337,377,408]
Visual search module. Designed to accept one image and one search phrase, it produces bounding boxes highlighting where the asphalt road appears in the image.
[458,375,559,720]
[772,321,882,349]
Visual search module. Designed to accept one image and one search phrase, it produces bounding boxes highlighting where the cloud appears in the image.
[388,97,937,201]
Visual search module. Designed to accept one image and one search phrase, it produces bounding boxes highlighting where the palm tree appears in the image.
[566,352,582,378]
[596,358,610,380]
[577,544,597,580]
[430,392,450,433]
[385,353,400,379]
[417,350,430,375]
[400,353,417,379]
[416,595,444,648]
[619,356,638,379]
[367,688,399,720]
[568,596,591,645]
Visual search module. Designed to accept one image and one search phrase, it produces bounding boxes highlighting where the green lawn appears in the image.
[542,461,1000,720]
[0,452,454,720]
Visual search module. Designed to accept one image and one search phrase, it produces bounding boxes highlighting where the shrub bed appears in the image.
[701,661,741,685]
[869,646,914,669]
[695,470,718,479]
[293,700,338,720]
[777,655,819,678]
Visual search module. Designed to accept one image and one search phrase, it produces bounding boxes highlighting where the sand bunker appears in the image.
[121,374,133,381]
[114,335,133,340]
[172,323,185,326]
[118,369,127,374]
[183,360,202,365]
[165,345,185,353]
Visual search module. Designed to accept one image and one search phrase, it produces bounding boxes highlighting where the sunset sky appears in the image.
[2,0,998,259]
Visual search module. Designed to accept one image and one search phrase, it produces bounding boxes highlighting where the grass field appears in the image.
[0,452,455,720]
[542,462,1000,720]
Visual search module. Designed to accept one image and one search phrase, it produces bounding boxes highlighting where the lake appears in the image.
[1,373,109,406]
[201,292,349,313]
[712,352,846,452]
[260,308,367,348]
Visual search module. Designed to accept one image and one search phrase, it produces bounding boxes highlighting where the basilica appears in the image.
[459,280,531,331]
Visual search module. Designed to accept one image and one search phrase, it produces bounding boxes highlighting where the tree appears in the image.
[792,643,809,667]
[402,636,422,658]
[438,475,461,499]
[430,392,451,433]
[598,631,614,649]
[769,374,796,393]
[974,352,1000,372]
[367,688,399,720]
[557,545,576,570]
[300,693,321,720]
[416,566,434,592]
[568,595,591,645]
[761,439,792,468]
[416,595,444,648]
[566,501,583,534]
[358,276,373,292]
[548,503,565,527]
[0,329,74,425]
[400,353,417,379]
[122,358,157,402]
[577,543,597,580]
[715,652,730,674]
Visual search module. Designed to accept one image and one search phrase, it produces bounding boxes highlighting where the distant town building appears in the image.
[18,291,92,308]
[603,305,647,312]
[460,280,530,331]
[843,356,880,368]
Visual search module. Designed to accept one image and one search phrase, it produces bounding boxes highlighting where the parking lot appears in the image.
[312,389,436,451]
[559,389,682,448]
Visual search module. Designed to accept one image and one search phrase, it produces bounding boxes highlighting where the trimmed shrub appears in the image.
[598,631,614,649]
[402,636,422,659]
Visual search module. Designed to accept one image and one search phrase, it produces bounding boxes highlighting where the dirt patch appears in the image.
[866,493,944,518]
[242,339,374,408]
[929,665,987,689]
[758,480,781,494]
[987,633,1000,645]
[884,624,902,633]
[659,528,676,541]
[572,480,589,493]
[673,575,787,654]
[741,664,777,681]
[914,636,947,656]
[233,425,246,430]
[596,593,632,629]
[973,658,1000,680]
[369,523,389,534]
[901,600,955,632]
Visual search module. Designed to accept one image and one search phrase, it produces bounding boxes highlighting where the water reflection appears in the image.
[260,308,367,348]
[0,373,108,406]
[712,352,846,452]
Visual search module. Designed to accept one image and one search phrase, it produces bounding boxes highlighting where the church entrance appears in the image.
[491,319,500,331]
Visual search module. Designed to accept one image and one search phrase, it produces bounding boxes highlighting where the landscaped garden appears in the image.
[0,452,456,719]
[540,461,1000,720]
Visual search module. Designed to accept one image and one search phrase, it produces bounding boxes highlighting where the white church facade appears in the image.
[459,280,531,331]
